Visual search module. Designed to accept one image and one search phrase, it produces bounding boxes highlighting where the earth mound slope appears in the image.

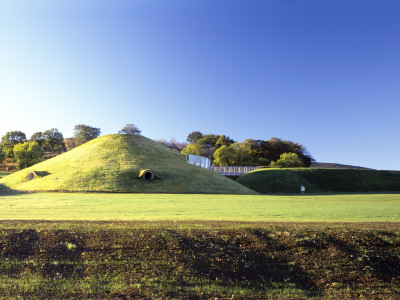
[0,134,256,194]
[236,168,400,194]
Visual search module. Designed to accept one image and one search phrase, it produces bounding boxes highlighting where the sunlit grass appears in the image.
[0,192,399,222]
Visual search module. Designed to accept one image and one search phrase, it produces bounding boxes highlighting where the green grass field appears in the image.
[1,192,399,298]
[1,192,399,222]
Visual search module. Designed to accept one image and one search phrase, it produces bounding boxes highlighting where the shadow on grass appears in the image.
[0,183,12,194]
[323,232,400,283]
[0,229,85,279]
[161,229,318,297]
[1,229,39,259]
[33,171,51,178]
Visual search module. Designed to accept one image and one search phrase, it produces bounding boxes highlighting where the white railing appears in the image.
[186,154,211,170]
[211,166,262,175]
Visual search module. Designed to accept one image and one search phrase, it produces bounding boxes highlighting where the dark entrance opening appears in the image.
[143,170,155,181]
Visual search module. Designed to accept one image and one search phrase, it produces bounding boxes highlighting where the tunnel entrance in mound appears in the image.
[138,169,159,181]
[143,170,154,181]
[28,171,36,180]
[27,171,51,180]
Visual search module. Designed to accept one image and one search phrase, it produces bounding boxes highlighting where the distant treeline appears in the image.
[1,124,314,170]
[175,131,314,167]
[0,124,105,170]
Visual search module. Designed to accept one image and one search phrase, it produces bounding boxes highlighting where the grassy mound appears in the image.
[0,221,399,299]
[311,162,371,169]
[0,134,256,194]
[236,168,400,194]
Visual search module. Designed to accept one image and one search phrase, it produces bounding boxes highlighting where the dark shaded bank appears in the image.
[237,168,400,194]
[0,221,399,299]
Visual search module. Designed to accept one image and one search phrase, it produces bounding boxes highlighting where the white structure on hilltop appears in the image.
[186,154,211,170]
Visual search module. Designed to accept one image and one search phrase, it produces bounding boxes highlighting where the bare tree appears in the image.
[119,124,141,135]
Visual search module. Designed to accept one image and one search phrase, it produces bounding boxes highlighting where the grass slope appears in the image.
[0,221,399,299]
[311,162,372,169]
[237,168,400,194]
[0,134,255,194]
[0,193,399,222]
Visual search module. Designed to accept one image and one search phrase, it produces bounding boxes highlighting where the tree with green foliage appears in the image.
[30,132,45,147]
[1,131,27,144]
[186,131,203,143]
[1,131,27,158]
[213,143,258,166]
[119,123,141,135]
[0,146,4,162]
[243,138,313,167]
[184,131,314,167]
[185,132,235,160]
[13,141,44,170]
[196,134,221,158]
[42,128,64,152]
[215,135,235,148]
[73,124,101,144]
[270,152,305,168]
[213,145,236,166]
[1,144,14,159]
[181,143,206,156]
[243,139,270,166]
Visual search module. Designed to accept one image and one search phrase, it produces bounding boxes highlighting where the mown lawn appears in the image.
[0,192,399,222]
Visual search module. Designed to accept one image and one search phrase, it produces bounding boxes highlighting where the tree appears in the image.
[215,135,235,148]
[1,131,27,144]
[186,131,203,143]
[213,143,258,166]
[213,145,236,166]
[270,152,305,168]
[185,132,237,161]
[30,132,45,147]
[73,124,101,144]
[0,146,4,162]
[196,134,221,159]
[1,144,14,159]
[243,138,313,167]
[181,144,206,156]
[64,138,79,151]
[1,131,27,158]
[156,138,187,152]
[183,131,314,167]
[42,128,64,152]
[119,123,141,135]
[292,144,314,167]
[13,141,44,170]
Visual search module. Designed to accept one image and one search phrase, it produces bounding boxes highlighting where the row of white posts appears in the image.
[211,166,262,175]
[186,154,262,175]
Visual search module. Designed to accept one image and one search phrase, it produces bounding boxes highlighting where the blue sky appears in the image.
[0,0,399,170]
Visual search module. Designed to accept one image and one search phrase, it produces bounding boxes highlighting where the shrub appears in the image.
[270,152,304,168]
[13,141,45,170]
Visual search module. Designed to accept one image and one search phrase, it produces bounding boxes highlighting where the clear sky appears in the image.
[1,0,399,170]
